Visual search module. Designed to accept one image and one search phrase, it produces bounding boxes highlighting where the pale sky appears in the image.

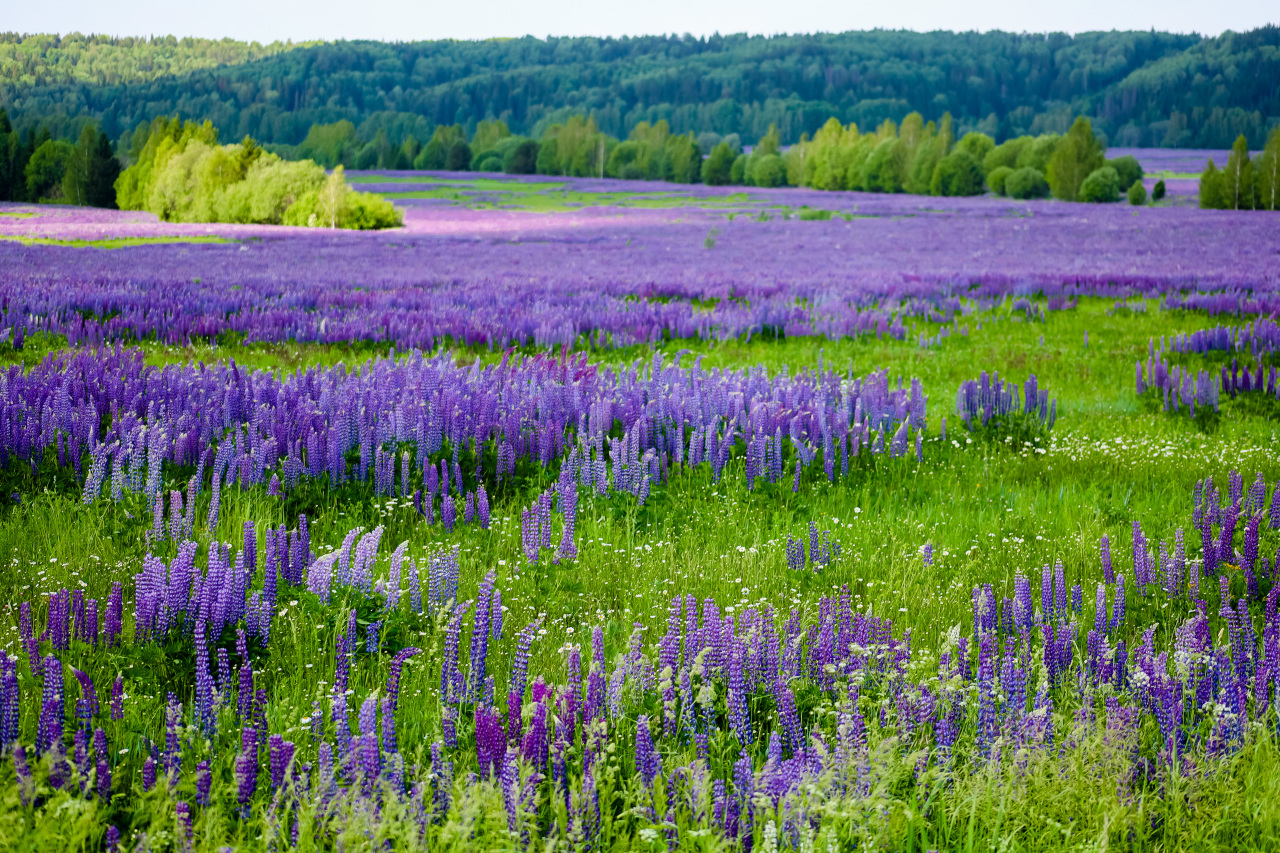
[14,0,1277,43]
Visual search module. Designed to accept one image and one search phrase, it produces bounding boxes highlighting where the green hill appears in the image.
[1,26,1276,149]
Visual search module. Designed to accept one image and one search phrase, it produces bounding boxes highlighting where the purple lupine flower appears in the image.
[1054,560,1067,619]
[39,655,64,756]
[509,618,540,710]
[382,646,421,755]
[1040,564,1053,623]
[491,588,504,643]
[175,801,193,850]
[19,602,32,640]
[111,675,123,721]
[477,484,491,529]
[634,715,661,787]
[976,631,997,756]
[105,583,123,647]
[475,704,505,780]
[49,589,71,651]
[727,641,753,745]
[1094,583,1108,634]
[1013,573,1033,633]
[235,728,258,814]
[1111,575,1126,633]
[269,734,294,789]
[72,668,99,729]
[467,573,497,703]
[142,754,156,792]
[95,740,112,800]
[521,696,549,770]
[195,760,212,807]
[442,494,456,533]
[774,679,803,756]
[1,660,21,753]
[1100,534,1114,584]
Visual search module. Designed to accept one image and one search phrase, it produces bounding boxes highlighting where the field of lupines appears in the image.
[2,160,1280,851]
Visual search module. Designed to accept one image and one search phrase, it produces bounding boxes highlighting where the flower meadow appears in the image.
[1,173,1280,851]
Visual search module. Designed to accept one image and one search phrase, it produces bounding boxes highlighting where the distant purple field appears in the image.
[1111,147,1231,175]
[1,153,1276,351]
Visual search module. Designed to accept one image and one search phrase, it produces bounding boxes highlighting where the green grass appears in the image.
[350,173,759,212]
[0,234,231,248]
[1,294,1278,849]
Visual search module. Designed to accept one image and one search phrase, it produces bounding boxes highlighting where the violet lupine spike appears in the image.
[468,572,496,702]
[269,734,295,790]
[71,668,99,730]
[634,714,662,787]
[38,655,64,756]
[194,760,211,807]
[235,728,259,815]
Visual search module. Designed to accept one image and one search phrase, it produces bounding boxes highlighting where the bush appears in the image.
[986,165,1014,196]
[929,149,984,196]
[1152,179,1166,201]
[1128,181,1147,205]
[282,166,403,229]
[1108,155,1144,191]
[1005,167,1049,200]
[752,154,787,188]
[1078,166,1120,203]
[473,154,503,173]
[341,190,403,229]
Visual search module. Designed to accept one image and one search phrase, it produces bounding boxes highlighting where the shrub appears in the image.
[986,165,1014,196]
[1152,179,1166,201]
[1128,181,1147,205]
[1005,166,1049,200]
[1108,155,1144,191]
[929,149,984,196]
[1078,166,1120,203]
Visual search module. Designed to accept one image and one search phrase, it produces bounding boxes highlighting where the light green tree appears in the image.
[1255,127,1280,211]
[1220,135,1255,210]
[1047,117,1105,202]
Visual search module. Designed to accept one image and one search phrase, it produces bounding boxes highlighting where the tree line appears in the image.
[282,111,1153,205]
[2,28,1277,152]
[1198,130,1280,211]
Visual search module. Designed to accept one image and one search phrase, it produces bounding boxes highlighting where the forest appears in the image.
[1,27,1277,152]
